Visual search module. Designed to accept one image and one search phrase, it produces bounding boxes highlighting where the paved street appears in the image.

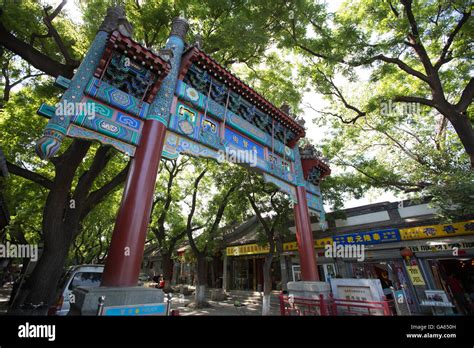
[0,283,280,316]
[169,294,280,316]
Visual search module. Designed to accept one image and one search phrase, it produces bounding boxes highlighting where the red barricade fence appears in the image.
[279,292,395,316]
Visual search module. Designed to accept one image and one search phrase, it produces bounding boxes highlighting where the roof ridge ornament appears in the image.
[299,142,331,182]
[299,143,329,164]
[99,5,134,37]
[193,34,203,49]
[170,17,190,41]
[295,116,306,128]
[280,104,291,115]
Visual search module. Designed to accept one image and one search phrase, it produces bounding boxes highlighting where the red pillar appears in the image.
[100,17,189,288]
[101,120,166,287]
[293,185,319,281]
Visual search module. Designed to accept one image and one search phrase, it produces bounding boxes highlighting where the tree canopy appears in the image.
[0,0,472,313]
[276,0,473,217]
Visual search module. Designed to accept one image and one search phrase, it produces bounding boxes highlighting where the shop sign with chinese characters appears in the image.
[332,228,401,245]
[409,241,474,253]
[400,220,474,240]
[405,265,426,286]
[226,237,332,256]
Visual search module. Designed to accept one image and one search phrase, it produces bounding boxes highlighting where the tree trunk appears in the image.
[0,22,76,78]
[9,196,79,315]
[2,86,10,105]
[279,256,289,292]
[7,140,128,314]
[9,228,73,315]
[275,238,288,291]
[194,254,208,307]
[210,258,216,289]
[161,252,174,292]
[262,253,273,316]
[445,111,474,168]
[8,141,90,314]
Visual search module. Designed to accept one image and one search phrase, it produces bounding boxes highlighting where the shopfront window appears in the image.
[427,258,474,315]
[231,258,250,290]
[350,260,418,313]
[292,265,301,282]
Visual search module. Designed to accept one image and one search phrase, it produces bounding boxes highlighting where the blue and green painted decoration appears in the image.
[35,28,169,158]
[35,15,329,222]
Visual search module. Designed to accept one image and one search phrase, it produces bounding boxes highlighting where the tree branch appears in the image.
[6,161,53,189]
[393,95,434,107]
[246,191,271,235]
[305,69,367,124]
[42,1,79,67]
[9,72,45,89]
[434,11,470,70]
[206,183,239,245]
[286,17,334,61]
[335,155,430,192]
[153,159,188,237]
[389,1,400,17]
[306,105,364,124]
[456,77,474,112]
[72,146,114,204]
[400,0,437,77]
[185,169,207,256]
[357,54,430,84]
[0,21,76,78]
[81,162,130,219]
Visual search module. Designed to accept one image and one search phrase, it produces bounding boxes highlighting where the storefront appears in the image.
[225,238,332,291]
[336,243,421,313]
[224,219,474,314]
[333,221,474,314]
[401,220,474,315]
[413,237,474,315]
[284,251,338,283]
[228,255,280,291]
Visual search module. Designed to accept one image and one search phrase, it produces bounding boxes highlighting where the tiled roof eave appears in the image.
[109,31,171,74]
[181,47,306,141]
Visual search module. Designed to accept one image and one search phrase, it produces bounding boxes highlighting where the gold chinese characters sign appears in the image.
[405,265,426,286]
[399,220,474,240]
[226,237,332,256]
[226,220,474,257]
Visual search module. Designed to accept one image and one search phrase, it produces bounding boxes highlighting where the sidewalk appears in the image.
[170,295,279,316]
[0,284,281,316]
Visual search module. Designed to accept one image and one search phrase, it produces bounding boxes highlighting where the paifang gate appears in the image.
[35,8,331,287]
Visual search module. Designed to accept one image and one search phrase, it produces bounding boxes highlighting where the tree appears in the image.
[0,52,44,107]
[0,0,80,78]
[279,0,473,167]
[148,157,193,291]
[0,1,133,314]
[243,172,293,316]
[181,159,245,307]
[80,0,294,68]
[312,77,474,218]
[69,190,122,265]
[0,84,131,313]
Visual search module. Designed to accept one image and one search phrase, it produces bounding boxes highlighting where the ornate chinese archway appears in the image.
[35,7,330,294]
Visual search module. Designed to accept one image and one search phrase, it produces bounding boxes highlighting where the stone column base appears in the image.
[69,286,164,316]
[287,281,331,299]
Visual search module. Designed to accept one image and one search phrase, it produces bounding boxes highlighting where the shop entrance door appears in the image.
[427,258,474,315]
[351,260,419,313]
